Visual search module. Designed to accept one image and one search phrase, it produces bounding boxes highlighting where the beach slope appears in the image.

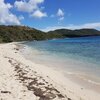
[0,43,100,100]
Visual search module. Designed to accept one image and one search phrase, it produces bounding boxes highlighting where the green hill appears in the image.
[0,25,48,43]
[0,25,100,43]
[48,29,100,37]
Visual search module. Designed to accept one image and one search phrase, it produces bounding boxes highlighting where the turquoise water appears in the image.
[25,36,100,64]
[23,36,100,86]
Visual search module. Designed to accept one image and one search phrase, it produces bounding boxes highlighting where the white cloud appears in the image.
[67,22,100,29]
[0,0,20,25]
[31,10,47,18]
[59,17,64,21]
[41,22,100,32]
[14,0,47,19]
[57,8,64,21]
[50,9,64,19]
[57,9,64,17]
[14,0,44,13]
[19,15,24,20]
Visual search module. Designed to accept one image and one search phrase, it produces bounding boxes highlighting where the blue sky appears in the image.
[0,0,100,31]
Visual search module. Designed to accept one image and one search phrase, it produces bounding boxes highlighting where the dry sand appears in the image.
[0,43,100,100]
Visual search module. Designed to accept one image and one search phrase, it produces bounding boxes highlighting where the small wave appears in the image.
[87,80,100,85]
[77,74,100,85]
[66,72,100,86]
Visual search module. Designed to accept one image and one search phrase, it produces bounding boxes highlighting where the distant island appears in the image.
[0,25,100,43]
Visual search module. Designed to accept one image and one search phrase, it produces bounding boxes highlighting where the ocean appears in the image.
[21,36,100,91]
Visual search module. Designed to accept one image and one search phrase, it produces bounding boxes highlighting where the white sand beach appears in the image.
[0,43,100,100]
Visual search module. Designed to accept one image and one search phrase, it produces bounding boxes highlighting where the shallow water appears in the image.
[21,36,100,92]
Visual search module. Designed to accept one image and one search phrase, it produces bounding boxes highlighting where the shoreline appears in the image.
[0,42,100,100]
[20,43,100,93]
